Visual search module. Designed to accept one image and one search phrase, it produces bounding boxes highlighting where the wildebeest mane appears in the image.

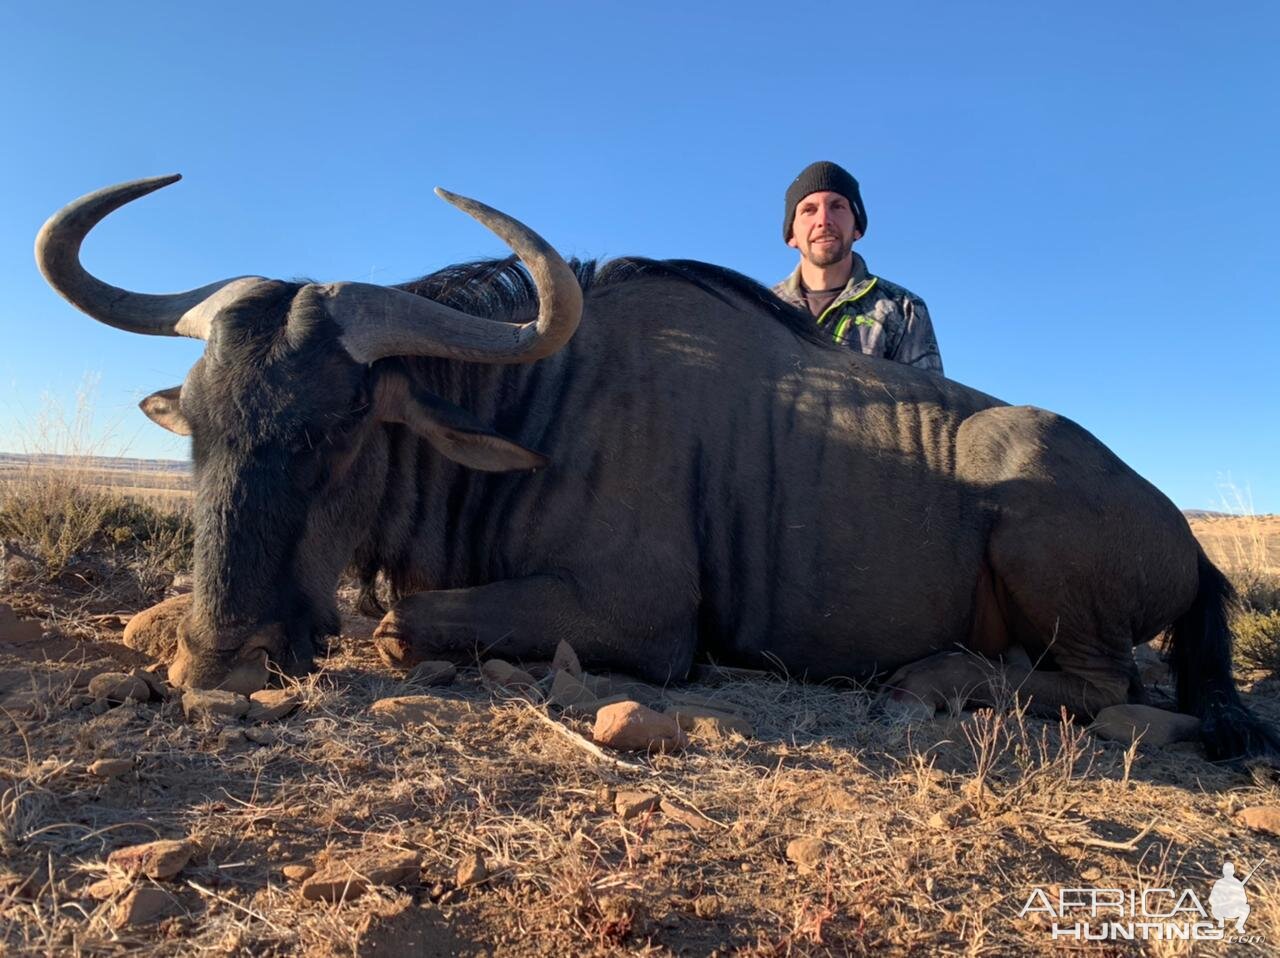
[396,256,836,349]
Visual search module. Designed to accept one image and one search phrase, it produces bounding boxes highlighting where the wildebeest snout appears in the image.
[167,617,281,694]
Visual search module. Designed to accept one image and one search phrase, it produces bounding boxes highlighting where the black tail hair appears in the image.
[1169,549,1280,762]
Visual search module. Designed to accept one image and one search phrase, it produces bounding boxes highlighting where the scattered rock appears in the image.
[107,839,195,881]
[85,876,129,900]
[615,790,661,820]
[369,695,473,728]
[406,660,457,687]
[785,837,827,874]
[1237,806,1280,836]
[181,689,250,722]
[663,705,753,739]
[481,658,536,690]
[131,667,169,700]
[1090,704,1200,746]
[89,698,111,715]
[68,694,94,710]
[456,851,488,888]
[551,640,583,678]
[87,671,152,705]
[593,701,687,753]
[659,799,717,832]
[88,758,133,778]
[281,864,315,883]
[300,850,420,903]
[122,594,192,661]
[112,886,175,928]
[547,669,599,715]
[246,689,301,723]
[244,727,277,746]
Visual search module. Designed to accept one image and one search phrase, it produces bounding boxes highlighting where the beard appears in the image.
[805,233,849,267]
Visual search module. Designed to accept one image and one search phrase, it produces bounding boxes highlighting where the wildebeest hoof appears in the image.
[372,615,427,670]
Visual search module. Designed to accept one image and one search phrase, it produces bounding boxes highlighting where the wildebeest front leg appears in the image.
[372,573,688,680]
[882,649,1130,721]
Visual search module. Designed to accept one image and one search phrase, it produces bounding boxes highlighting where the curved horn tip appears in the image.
[434,186,462,204]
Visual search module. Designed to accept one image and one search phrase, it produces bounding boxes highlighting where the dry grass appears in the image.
[1,472,1279,954]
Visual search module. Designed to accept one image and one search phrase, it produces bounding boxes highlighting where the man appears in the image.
[773,161,944,375]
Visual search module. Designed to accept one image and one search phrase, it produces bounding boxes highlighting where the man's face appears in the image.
[788,190,861,267]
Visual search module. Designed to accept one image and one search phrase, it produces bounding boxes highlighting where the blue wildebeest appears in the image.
[35,176,1278,761]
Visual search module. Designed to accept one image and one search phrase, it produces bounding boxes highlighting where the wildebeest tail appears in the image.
[1169,548,1280,762]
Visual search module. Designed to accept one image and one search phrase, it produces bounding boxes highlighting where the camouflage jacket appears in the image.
[773,254,944,375]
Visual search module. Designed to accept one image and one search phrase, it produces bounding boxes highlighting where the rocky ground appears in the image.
[2,515,1280,955]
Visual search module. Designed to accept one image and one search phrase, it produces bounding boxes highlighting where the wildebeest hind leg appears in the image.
[884,649,1128,721]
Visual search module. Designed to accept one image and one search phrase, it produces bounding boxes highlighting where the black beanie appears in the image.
[783,161,867,242]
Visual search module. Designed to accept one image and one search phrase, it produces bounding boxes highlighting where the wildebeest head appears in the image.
[36,176,582,691]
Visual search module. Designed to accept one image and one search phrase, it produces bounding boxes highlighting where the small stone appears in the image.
[614,790,661,820]
[244,726,277,746]
[1081,866,1103,882]
[107,839,195,881]
[659,799,717,832]
[456,851,488,888]
[131,667,169,700]
[87,672,151,704]
[300,850,421,903]
[112,886,175,928]
[89,698,111,715]
[551,640,583,678]
[406,660,457,687]
[369,695,472,728]
[481,658,536,690]
[86,876,129,900]
[1090,705,1200,746]
[282,864,315,883]
[1237,806,1280,836]
[181,689,250,722]
[122,594,192,661]
[547,670,599,715]
[663,705,754,739]
[786,837,827,874]
[593,701,687,753]
[68,693,94,710]
[246,689,300,723]
[88,758,133,778]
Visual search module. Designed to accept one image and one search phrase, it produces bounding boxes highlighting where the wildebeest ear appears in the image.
[139,386,192,436]
[376,376,547,472]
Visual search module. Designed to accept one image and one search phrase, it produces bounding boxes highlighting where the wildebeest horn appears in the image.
[322,188,583,364]
[34,175,264,340]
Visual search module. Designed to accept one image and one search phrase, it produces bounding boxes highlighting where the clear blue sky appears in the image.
[2,1,1276,511]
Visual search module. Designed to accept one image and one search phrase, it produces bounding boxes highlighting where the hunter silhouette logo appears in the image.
[1018,858,1267,943]
[1209,861,1260,933]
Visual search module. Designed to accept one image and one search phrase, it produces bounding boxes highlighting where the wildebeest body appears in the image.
[35,177,1273,763]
